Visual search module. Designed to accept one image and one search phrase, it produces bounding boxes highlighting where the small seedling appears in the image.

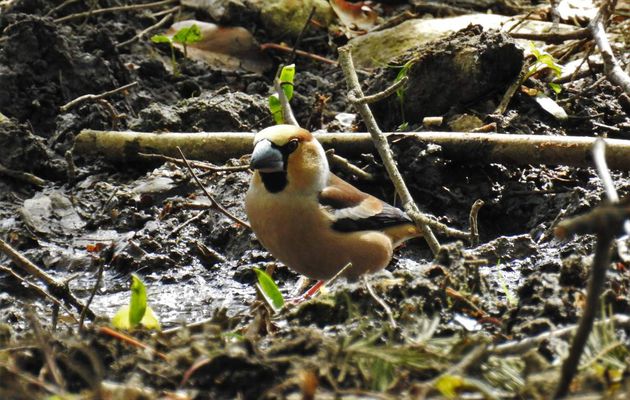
[268,64,296,124]
[151,24,202,76]
[394,60,413,124]
[111,274,161,330]
[253,267,285,312]
[525,42,563,93]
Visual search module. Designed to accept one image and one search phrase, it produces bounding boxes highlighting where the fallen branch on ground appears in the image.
[589,0,630,96]
[74,129,630,170]
[0,239,96,320]
[338,46,441,255]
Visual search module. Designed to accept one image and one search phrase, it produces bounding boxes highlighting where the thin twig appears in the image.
[45,0,81,17]
[26,309,65,389]
[0,163,46,187]
[349,76,408,105]
[553,136,623,398]
[79,260,104,333]
[0,265,78,324]
[508,28,591,43]
[138,152,249,172]
[338,47,441,255]
[54,0,177,23]
[593,139,619,202]
[325,149,374,181]
[589,0,630,96]
[261,43,337,65]
[553,229,614,398]
[116,13,173,48]
[98,326,169,361]
[363,276,396,328]
[0,239,96,320]
[60,82,138,112]
[167,210,207,238]
[290,7,316,65]
[176,147,251,229]
[469,199,484,246]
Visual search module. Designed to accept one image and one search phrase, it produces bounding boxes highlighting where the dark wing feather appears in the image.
[319,174,413,233]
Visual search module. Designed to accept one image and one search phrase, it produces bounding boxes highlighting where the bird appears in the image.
[245,124,422,282]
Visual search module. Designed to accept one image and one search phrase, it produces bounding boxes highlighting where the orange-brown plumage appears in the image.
[245,125,420,280]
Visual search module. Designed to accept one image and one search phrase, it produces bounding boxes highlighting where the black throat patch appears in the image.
[260,171,288,193]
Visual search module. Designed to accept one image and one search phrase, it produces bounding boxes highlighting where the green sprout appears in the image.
[151,24,202,76]
[111,274,161,331]
[525,42,564,94]
[394,59,413,126]
[253,267,285,313]
[268,64,296,124]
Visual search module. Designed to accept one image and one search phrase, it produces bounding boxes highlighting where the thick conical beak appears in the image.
[250,140,284,172]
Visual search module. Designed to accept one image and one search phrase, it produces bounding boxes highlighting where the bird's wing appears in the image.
[318,174,413,233]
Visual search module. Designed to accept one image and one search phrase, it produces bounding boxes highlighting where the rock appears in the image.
[344,13,578,68]
[368,26,524,129]
[259,0,335,39]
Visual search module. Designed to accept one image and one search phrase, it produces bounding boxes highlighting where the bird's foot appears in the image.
[286,279,326,305]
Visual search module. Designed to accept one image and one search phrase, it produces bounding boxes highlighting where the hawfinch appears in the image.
[245,125,421,281]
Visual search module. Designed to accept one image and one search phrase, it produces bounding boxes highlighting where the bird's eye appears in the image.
[285,139,299,153]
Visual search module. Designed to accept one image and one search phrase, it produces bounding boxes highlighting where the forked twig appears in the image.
[176,147,251,229]
[338,47,441,255]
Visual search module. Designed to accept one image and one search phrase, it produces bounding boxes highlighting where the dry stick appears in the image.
[589,0,630,96]
[74,129,630,171]
[138,152,249,172]
[508,28,591,43]
[363,276,396,328]
[553,229,614,398]
[176,147,251,229]
[0,162,46,187]
[468,199,484,246]
[352,76,408,105]
[79,261,104,333]
[289,6,317,65]
[338,47,441,255]
[45,0,80,16]
[553,140,621,399]
[0,239,96,319]
[325,149,375,181]
[60,82,138,112]
[492,314,630,356]
[151,5,180,18]
[98,326,169,361]
[0,265,78,324]
[53,0,177,23]
[116,13,173,49]
[167,210,207,238]
[261,43,337,65]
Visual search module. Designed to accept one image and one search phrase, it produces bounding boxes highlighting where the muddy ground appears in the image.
[0,0,629,399]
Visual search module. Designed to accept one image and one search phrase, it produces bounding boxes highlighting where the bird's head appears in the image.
[250,125,329,193]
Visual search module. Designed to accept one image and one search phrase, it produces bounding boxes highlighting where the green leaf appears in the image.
[548,82,562,94]
[129,274,147,327]
[267,64,296,124]
[111,274,160,330]
[278,64,296,100]
[151,34,172,44]
[253,268,284,312]
[173,24,202,45]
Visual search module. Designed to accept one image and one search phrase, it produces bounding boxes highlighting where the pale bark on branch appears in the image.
[74,129,630,170]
